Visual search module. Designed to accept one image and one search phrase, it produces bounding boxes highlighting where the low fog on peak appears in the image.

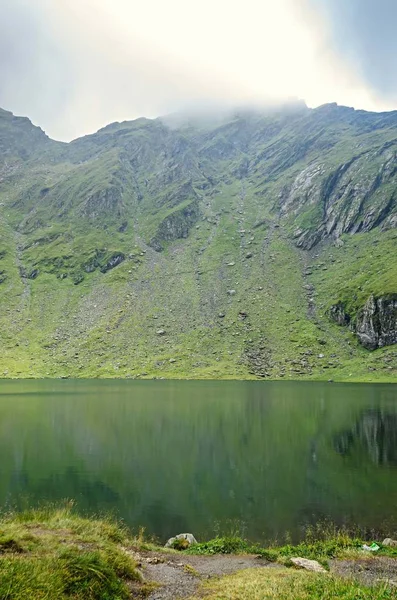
[1,0,396,141]
[158,99,309,130]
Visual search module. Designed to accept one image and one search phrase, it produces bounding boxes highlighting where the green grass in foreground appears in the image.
[2,506,397,600]
[188,568,397,600]
[0,503,143,600]
[184,524,397,600]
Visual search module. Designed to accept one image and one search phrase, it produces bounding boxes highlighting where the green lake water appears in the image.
[0,379,396,543]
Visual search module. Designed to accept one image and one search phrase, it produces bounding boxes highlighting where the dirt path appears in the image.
[128,549,278,599]
[127,549,397,599]
[330,556,397,588]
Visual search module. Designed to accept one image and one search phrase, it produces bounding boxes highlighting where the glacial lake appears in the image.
[0,379,397,543]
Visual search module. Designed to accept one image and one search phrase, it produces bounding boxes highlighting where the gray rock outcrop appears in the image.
[149,199,201,251]
[330,294,397,350]
[329,302,350,326]
[281,142,397,251]
[355,294,397,349]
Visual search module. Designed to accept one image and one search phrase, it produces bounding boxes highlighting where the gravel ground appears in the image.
[127,549,397,599]
[133,550,277,599]
[330,556,397,587]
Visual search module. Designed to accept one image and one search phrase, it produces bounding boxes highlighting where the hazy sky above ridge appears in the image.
[1,0,396,141]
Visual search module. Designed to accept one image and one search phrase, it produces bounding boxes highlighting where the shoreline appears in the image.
[0,374,396,383]
[1,507,397,599]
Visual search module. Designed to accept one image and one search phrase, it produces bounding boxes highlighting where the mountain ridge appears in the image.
[0,102,396,380]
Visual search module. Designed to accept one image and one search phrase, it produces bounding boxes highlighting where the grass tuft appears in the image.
[0,504,140,600]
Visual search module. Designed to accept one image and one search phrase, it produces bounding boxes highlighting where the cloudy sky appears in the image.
[1,0,396,141]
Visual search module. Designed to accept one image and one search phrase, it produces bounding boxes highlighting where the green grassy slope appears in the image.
[0,103,396,379]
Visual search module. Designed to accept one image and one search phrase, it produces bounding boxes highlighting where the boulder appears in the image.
[383,538,397,547]
[290,557,327,573]
[165,533,198,549]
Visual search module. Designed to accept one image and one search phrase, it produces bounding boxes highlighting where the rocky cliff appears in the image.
[330,294,397,350]
[356,295,397,349]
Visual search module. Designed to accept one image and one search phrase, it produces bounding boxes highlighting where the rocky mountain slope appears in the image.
[0,102,396,379]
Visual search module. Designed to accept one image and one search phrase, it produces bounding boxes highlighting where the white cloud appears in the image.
[2,0,394,140]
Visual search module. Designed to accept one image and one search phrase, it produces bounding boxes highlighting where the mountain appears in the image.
[0,102,396,380]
